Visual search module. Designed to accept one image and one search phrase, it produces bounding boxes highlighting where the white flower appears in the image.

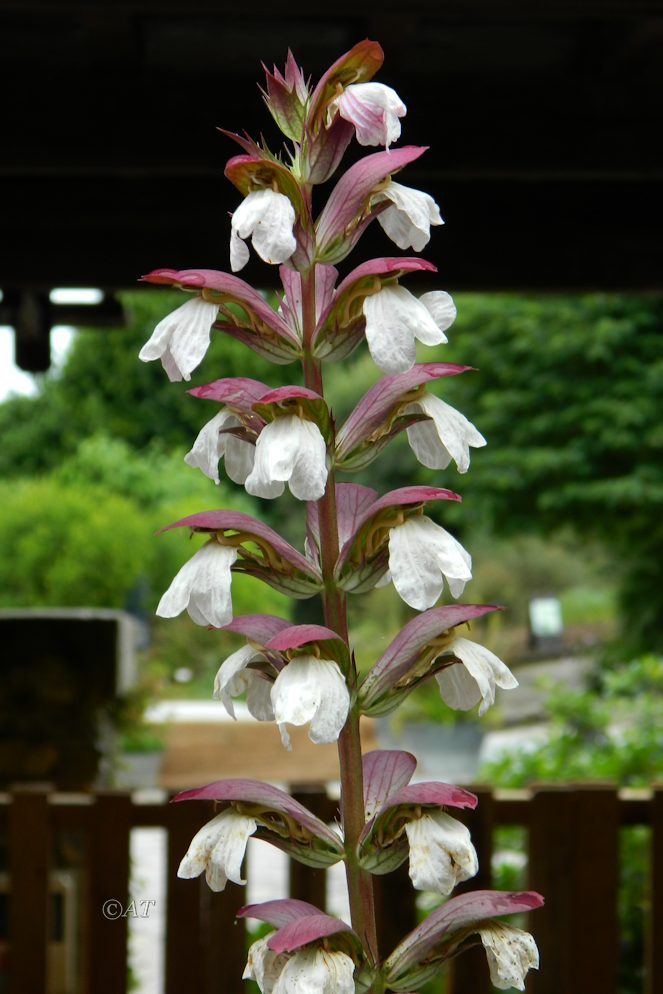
[138,296,219,382]
[230,189,297,272]
[477,922,539,991]
[244,936,290,994]
[245,416,328,501]
[156,540,237,628]
[177,808,257,892]
[404,810,478,894]
[403,394,487,474]
[273,947,355,994]
[184,409,256,485]
[271,656,350,748]
[373,181,443,251]
[388,516,472,610]
[363,286,456,373]
[213,645,275,721]
[330,82,406,149]
[436,636,518,716]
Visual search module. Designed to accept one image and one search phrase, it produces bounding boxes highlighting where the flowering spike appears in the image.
[143,41,543,991]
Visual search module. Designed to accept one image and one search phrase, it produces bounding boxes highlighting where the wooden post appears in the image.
[201,882,246,994]
[647,786,663,994]
[528,785,620,994]
[288,787,336,912]
[164,799,209,994]
[449,786,495,994]
[85,791,132,994]
[8,788,50,994]
[373,861,416,961]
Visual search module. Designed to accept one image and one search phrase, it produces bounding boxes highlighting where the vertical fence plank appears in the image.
[85,791,132,994]
[288,788,336,911]
[165,800,210,994]
[528,785,620,994]
[647,786,663,994]
[373,861,416,961]
[449,786,495,994]
[8,789,50,994]
[202,882,246,994]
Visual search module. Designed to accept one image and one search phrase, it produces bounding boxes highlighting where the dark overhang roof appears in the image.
[1,2,662,367]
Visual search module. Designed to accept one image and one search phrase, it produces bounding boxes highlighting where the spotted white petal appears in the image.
[404,394,487,473]
[478,922,539,991]
[363,285,448,374]
[139,296,219,381]
[245,416,328,501]
[273,947,355,994]
[404,810,478,894]
[271,656,350,746]
[333,82,406,149]
[244,935,289,994]
[388,516,472,610]
[177,809,257,892]
[375,181,443,251]
[185,409,256,485]
[156,541,237,628]
[436,636,518,716]
[230,189,297,272]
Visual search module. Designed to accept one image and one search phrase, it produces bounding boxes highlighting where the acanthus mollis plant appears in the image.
[140,40,543,994]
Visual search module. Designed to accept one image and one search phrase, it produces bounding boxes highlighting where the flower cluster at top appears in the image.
[138,40,542,994]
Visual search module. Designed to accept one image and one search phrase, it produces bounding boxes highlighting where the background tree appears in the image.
[1,289,659,653]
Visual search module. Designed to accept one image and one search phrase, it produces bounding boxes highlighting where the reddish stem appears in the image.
[300,264,379,964]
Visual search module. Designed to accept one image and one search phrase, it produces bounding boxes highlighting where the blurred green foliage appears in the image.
[430,294,663,654]
[0,289,659,655]
[482,654,663,786]
[480,654,663,994]
[0,436,291,622]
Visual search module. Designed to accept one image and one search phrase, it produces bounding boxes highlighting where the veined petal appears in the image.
[244,935,289,994]
[157,541,238,628]
[404,394,486,473]
[436,637,518,716]
[185,409,242,484]
[247,674,277,722]
[332,82,406,149]
[405,810,478,894]
[273,947,355,994]
[388,517,472,610]
[375,181,443,251]
[139,297,219,381]
[271,656,350,746]
[245,417,328,502]
[420,291,457,336]
[177,809,257,892]
[478,922,539,991]
[363,286,447,374]
[230,228,251,272]
[213,644,266,719]
[231,189,297,271]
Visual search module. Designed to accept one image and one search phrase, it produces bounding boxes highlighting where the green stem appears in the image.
[300,264,379,965]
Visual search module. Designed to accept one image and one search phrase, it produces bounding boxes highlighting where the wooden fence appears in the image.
[1,784,661,994]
